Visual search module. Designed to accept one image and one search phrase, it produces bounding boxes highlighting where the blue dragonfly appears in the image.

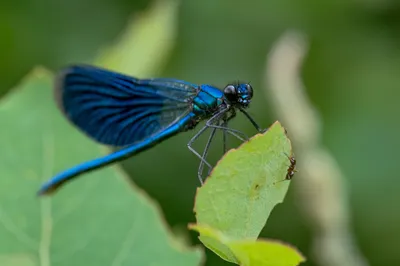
[38,65,264,195]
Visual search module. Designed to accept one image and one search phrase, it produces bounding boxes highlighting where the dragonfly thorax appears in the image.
[223,83,253,108]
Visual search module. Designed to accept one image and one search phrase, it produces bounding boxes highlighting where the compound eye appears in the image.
[223,84,237,102]
[246,84,253,99]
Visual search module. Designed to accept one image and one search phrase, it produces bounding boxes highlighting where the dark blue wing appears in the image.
[55,65,199,146]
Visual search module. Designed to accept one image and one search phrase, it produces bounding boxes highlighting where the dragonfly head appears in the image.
[223,83,253,108]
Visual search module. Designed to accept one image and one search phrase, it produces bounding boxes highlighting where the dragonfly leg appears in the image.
[197,126,218,183]
[187,108,229,184]
[187,125,213,184]
[206,123,249,141]
[239,107,267,133]
[222,118,228,153]
[206,109,249,141]
[220,109,241,152]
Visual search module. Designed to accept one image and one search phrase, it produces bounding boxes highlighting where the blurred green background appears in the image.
[1,0,399,265]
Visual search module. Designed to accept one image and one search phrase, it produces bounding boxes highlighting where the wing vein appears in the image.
[56,65,198,146]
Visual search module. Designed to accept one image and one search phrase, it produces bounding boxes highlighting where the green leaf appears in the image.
[194,122,293,239]
[190,122,305,265]
[0,68,203,266]
[189,225,304,266]
[188,224,238,264]
[229,239,305,266]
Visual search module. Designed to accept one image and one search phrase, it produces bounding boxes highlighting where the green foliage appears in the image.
[94,0,179,77]
[0,68,203,266]
[2,0,400,265]
[1,1,302,265]
[0,1,204,265]
[190,225,304,266]
[190,123,305,265]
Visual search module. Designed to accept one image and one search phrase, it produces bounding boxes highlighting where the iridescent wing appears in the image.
[55,65,199,146]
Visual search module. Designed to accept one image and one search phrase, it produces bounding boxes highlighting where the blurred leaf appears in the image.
[189,225,305,266]
[189,224,238,263]
[95,0,179,77]
[0,68,203,266]
[194,122,293,239]
[229,238,305,266]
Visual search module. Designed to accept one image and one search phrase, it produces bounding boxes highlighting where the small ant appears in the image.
[274,153,297,185]
[285,154,297,180]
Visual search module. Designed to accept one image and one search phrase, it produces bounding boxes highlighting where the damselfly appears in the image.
[38,65,264,195]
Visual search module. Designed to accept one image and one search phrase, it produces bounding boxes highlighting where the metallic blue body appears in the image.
[192,85,224,117]
[38,65,232,195]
